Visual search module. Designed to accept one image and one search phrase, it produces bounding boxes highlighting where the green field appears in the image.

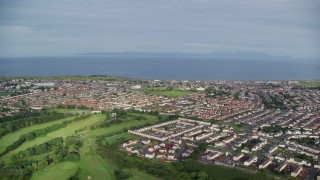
[144,87,193,97]
[0,116,77,154]
[31,161,79,180]
[294,81,320,87]
[27,112,161,180]
[2,114,105,164]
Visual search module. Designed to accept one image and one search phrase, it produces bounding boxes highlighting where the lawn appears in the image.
[0,116,77,154]
[144,87,193,97]
[1,114,105,164]
[31,161,79,180]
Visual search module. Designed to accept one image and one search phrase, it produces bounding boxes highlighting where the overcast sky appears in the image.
[0,0,319,59]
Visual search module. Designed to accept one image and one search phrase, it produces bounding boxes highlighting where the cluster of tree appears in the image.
[0,109,51,123]
[57,104,91,110]
[260,95,285,110]
[1,113,70,137]
[182,159,276,180]
[188,143,208,160]
[1,114,91,157]
[241,139,262,149]
[295,137,319,147]
[205,87,231,98]
[114,168,133,180]
[259,125,288,134]
[11,137,64,161]
[1,136,83,179]
[295,154,314,164]
[1,124,65,157]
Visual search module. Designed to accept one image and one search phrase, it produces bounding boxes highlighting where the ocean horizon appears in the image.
[0,56,319,81]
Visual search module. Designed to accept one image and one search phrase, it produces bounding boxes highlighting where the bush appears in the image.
[64,152,80,162]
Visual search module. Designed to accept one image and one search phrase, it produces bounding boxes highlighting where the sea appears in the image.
[0,56,319,81]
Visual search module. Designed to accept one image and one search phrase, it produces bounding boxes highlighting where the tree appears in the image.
[37,159,48,170]
[197,171,208,180]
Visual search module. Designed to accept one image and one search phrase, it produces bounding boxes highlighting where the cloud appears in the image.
[0,0,319,58]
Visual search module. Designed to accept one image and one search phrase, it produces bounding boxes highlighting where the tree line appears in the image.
[0,135,83,179]
[0,114,91,157]
[0,113,72,138]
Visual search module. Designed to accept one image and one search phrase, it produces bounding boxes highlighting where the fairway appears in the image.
[31,161,79,180]
[0,116,77,154]
[1,114,105,164]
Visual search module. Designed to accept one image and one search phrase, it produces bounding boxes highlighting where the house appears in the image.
[141,139,151,145]
[168,149,175,154]
[156,152,166,159]
[233,153,244,161]
[159,148,167,153]
[131,149,139,155]
[167,153,177,160]
[182,150,193,157]
[122,139,138,148]
[259,159,272,169]
[148,147,154,152]
[244,156,258,166]
[291,166,303,177]
[269,145,278,153]
[287,157,311,166]
[241,147,250,153]
[277,162,287,172]
[207,152,221,161]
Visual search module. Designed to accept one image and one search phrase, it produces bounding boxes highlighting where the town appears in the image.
[0,77,319,179]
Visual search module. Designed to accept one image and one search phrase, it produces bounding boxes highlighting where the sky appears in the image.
[0,0,319,59]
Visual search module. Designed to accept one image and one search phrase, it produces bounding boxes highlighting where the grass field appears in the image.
[2,114,105,164]
[0,116,77,154]
[294,81,320,87]
[31,161,79,180]
[77,137,116,180]
[143,87,193,97]
[30,112,161,180]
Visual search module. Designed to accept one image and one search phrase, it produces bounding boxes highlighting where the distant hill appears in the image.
[77,51,280,58]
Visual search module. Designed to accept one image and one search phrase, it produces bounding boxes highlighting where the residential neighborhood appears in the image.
[1,77,319,179]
